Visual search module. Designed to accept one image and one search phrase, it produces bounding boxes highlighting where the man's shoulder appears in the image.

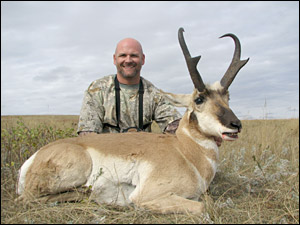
[141,76,160,92]
[141,76,167,102]
[87,74,115,92]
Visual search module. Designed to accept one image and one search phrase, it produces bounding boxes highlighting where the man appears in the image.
[77,38,182,136]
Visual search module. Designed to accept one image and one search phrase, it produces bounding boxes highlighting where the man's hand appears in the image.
[164,119,181,134]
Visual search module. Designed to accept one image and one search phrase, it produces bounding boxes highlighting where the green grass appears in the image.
[1,116,299,224]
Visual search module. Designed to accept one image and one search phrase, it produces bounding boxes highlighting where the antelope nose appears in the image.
[230,121,242,131]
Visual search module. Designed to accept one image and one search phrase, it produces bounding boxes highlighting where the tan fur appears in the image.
[17,97,225,214]
[22,143,92,200]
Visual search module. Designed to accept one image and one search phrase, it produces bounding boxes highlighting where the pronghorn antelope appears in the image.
[16,27,249,214]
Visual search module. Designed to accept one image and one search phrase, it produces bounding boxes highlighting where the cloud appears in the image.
[1,1,299,119]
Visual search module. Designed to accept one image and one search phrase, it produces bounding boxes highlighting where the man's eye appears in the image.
[194,97,204,105]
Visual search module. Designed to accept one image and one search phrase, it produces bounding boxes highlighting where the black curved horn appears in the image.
[219,33,249,93]
[178,28,206,92]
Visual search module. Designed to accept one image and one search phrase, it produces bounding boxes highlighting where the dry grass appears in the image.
[1,115,79,130]
[1,116,299,224]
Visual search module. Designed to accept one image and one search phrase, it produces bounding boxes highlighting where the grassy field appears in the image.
[1,115,299,224]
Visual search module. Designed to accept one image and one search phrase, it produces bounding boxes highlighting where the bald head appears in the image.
[113,38,145,84]
[115,38,144,55]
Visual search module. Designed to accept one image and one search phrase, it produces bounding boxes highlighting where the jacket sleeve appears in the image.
[77,89,105,134]
[153,94,182,132]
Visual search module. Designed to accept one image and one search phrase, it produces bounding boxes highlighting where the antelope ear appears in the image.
[160,90,191,108]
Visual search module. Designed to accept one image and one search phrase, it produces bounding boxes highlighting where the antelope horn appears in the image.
[178,27,206,92]
[220,33,249,93]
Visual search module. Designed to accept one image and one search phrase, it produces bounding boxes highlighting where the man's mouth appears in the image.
[122,63,136,69]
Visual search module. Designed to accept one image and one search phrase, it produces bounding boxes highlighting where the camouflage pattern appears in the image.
[77,74,182,134]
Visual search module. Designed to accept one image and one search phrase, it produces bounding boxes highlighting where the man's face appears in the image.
[114,39,145,80]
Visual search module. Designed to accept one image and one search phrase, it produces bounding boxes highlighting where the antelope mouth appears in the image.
[222,132,239,141]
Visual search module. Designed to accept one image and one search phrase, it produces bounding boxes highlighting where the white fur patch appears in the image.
[210,81,223,91]
[197,112,222,137]
[182,127,219,154]
[85,148,153,206]
[205,156,218,182]
[17,151,38,195]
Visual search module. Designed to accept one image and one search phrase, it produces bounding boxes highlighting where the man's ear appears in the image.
[113,54,116,65]
[142,54,145,65]
[160,90,191,108]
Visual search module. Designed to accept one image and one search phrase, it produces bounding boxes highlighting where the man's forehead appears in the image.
[116,49,140,55]
[115,38,143,54]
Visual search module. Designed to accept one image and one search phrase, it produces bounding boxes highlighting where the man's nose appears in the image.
[125,55,133,62]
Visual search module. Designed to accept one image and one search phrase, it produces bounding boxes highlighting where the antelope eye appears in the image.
[194,96,204,105]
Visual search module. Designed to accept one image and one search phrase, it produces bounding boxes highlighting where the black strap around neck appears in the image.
[114,76,144,132]
[114,76,121,131]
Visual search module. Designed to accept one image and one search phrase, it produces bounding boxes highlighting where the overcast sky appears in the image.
[1,1,299,119]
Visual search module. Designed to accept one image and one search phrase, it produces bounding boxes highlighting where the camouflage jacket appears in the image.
[77,74,182,134]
